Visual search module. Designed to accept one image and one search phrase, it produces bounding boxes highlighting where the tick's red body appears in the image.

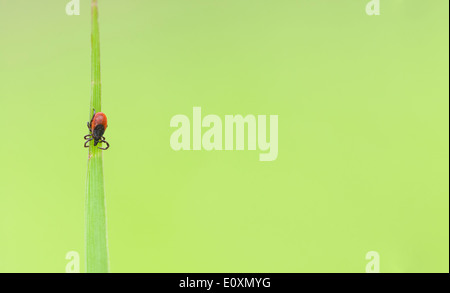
[91,112,108,133]
[84,109,110,150]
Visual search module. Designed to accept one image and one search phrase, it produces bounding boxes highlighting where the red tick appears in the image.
[84,109,110,150]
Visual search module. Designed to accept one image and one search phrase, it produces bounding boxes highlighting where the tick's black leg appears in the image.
[84,134,92,140]
[87,122,92,132]
[98,139,110,150]
[84,137,93,148]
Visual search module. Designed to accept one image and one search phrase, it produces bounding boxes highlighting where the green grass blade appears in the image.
[85,0,109,273]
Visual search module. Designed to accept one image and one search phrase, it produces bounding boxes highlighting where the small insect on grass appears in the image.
[84,109,110,150]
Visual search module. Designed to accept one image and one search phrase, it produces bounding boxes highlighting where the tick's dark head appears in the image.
[92,124,105,141]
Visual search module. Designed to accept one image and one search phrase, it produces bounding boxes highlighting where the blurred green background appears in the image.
[0,0,448,273]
